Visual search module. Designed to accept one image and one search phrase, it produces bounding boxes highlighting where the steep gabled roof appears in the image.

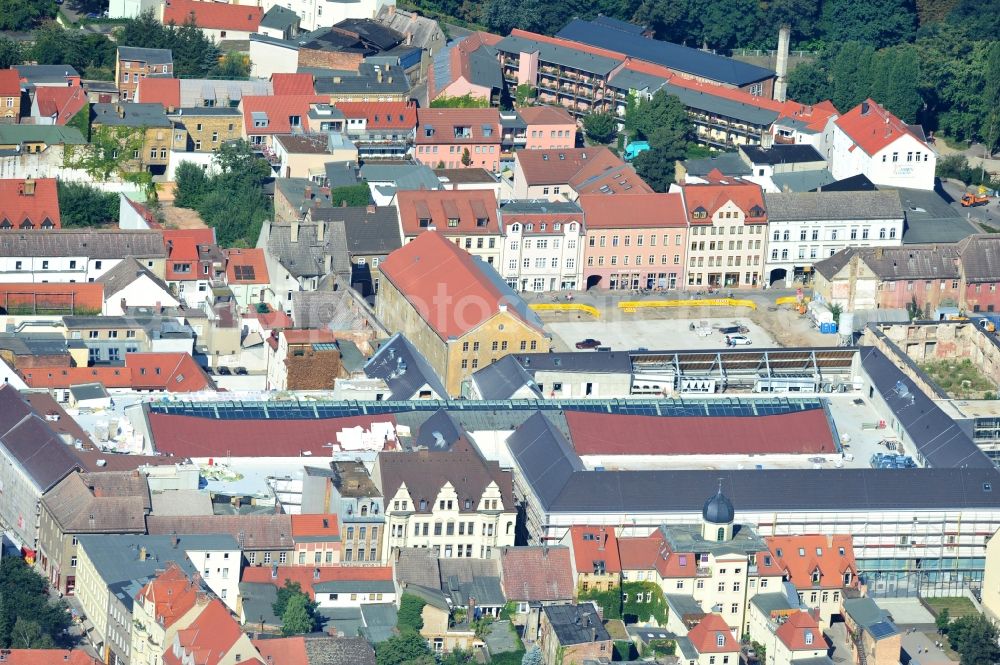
[396,189,499,237]
[515,146,621,187]
[136,77,181,107]
[499,546,574,601]
[376,449,514,514]
[775,612,822,651]
[834,99,928,156]
[136,563,202,629]
[0,178,61,228]
[0,384,81,492]
[767,534,856,590]
[687,614,740,653]
[415,107,501,145]
[163,0,262,31]
[33,86,87,125]
[41,470,150,532]
[679,177,767,223]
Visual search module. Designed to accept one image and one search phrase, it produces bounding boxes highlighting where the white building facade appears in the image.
[762,190,905,287]
[498,201,585,292]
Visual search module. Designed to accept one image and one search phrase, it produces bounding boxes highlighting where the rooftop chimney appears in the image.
[22,178,35,196]
[861,100,870,115]
[139,546,148,561]
[291,219,300,243]
[773,25,790,103]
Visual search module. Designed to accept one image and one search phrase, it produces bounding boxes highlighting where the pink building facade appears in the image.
[519,106,578,149]
[579,194,688,291]
[414,108,502,171]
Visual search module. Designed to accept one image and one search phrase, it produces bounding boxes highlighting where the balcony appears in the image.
[696,566,712,577]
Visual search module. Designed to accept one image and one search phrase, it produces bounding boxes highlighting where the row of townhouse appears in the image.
[390,168,906,293]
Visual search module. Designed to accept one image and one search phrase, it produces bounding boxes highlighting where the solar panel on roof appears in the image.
[868,621,898,639]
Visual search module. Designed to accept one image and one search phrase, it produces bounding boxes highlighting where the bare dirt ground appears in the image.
[154,182,208,229]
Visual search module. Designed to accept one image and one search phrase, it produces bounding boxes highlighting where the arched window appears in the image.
[879,228,886,239]
[782,230,790,241]
[717,527,725,542]
[510,224,521,233]
[360,505,368,516]
[772,230,780,241]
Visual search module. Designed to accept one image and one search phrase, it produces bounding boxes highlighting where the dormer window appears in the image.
[716,633,725,647]
[775,548,783,557]
[481,124,493,137]
[424,126,435,137]
[693,207,708,220]
[553,223,561,231]
[811,568,821,584]
[454,125,471,139]
[510,223,521,233]
[838,547,845,556]
[540,223,546,231]
[447,218,459,227]
[764,555,772,567]
[525,223,534,231]
[798,548,805,556]
[749,205,765,218]
[419,499,427,510]
[476,217,488,227]
[805,631,813,645]
[843,571,852,585]
[816,548,823,556]
[289,115,301,127]
[419,218,431,228]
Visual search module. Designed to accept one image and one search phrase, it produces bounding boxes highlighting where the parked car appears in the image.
[234,367,248,376]
[719,325,749,335]
[203,367,215,375]
[217,366,232,375]
[575,338,602,349]
[726,335,752,346]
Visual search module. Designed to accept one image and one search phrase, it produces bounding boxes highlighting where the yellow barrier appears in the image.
[529,303,601,318]
[775,296,811,306]
[617,298,757,313]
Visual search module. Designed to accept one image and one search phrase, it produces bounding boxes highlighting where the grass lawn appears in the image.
[925,596,979,619]
[919,358,997,399]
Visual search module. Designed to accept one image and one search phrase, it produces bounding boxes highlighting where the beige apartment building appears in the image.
[376,449,517,561]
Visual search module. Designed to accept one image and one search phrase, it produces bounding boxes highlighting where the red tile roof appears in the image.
[136,77,181,108]
[379,230,542,339]
[253,637,308,665]
[578,193,685,228]
[225,248,269,284]
[291,514,340,538]
[567,525,621,574]
[242,565,393,598]
[687,614,739,654]
[616,534,668,573]
[0,178,61,228]
[137,563,201,629]
[0,69,19,96]
[415,108,501,145]
[164,598,245,665]
[242,95,325,135]
[515,146,622,186]
[679,177,767,224]
[271,73,315,96]
[571,163,653,195]
[766,534,857,590]
[20,352,213,392]
[775,612,822,651]
[163,228,218,280]
[282,329,342,344]
[777,99,838,133]
[397,189,499,237]
[34,86,87,125]
[0,282,103,313]
[565,410,836,456]
[499,546,574,601]
[0,651,101,665]
[335,101,417,130]
[147,412,396,457]
[163,0,262,32]
[834,98,926,156]
[518,105,576,126]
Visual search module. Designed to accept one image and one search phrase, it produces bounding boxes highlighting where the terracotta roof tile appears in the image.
[0,282,103,313]
[164,598,245,665]
[137,563,202,629]
[291,514,340,538]
[766,534,857,590]
[242,565,392,598]
[687,614,740,654]
[571,163,653,195]
[253,637,308,665]
[271,73,315,96]
[379,230,540,339]
[225,248,269,284]
[163,0,262,31]
[0,178,61,228]
[136,77,180,107]
[21,353,212,392]
[396,189,499,237]
[0,70,19,96]
[775,611,822,650]
[568,525,621,573]
[834,98,925,156]
[415,108,501,145]
[242,95,326,135]
[680,177,767,224]
[0,650,101,665]
[515,146,621,187]
[34,86,87,125]
[578,193,686,228]
[336,101,417,130]
[499,546,574,601]
[518,105,576,126]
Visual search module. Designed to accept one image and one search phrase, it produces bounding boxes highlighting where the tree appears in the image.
[514,84,536,107]
[583,112,617,144]
[625,90,691,152]
[376,631,432,665]
[329,183,372,207]
[0,557,72,648]
[430,94,490,108]
[0,38,23,70]
[272,580,308,618]
[173,162,212,209]
[396,593,426,633]
[9,618,55,649]
[280,593,316,636]
[213,51,250,78]
[786,61,831,105]
[461,148,472,166]
[118,10,220,78]
[633,147,676,193]
[0,0,53,31]
[31,24,116,81]
[818,0,917,49]
[57,182,119,228]
[944,614,1000,665]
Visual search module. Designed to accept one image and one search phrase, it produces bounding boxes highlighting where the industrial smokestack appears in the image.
[774,25,790,103]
